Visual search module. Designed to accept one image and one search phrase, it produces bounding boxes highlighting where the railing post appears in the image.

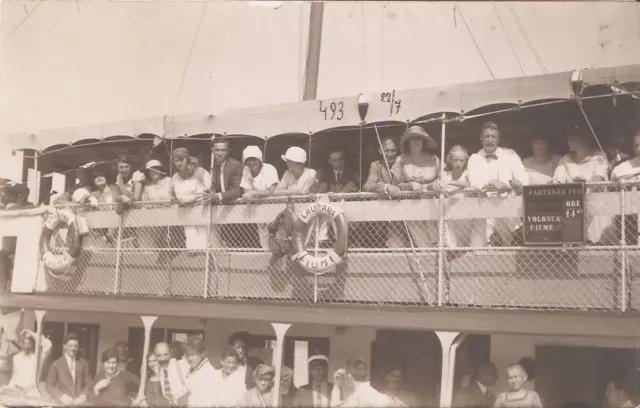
[436,331,465,408]
[136,315,158,404]
[204,204,212,299]
[620,186,627,312]
[437,114,447,306]
[113,216,124,294]
[270,322,292,407]
[204,148,214,299]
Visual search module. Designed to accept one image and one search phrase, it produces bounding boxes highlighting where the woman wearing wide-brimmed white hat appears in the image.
[273,147,317,197]
[390,126,441,248]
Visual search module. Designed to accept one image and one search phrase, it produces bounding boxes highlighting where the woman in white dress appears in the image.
[612,128,640,245]
[390,126,440,248]
[138,160,180,261]
[171,148,211,250]
[522,135,561,185]
[552,128,612,244]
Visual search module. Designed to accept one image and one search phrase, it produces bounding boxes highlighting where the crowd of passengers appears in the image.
[4,121,640,248]
[3,326,639,408]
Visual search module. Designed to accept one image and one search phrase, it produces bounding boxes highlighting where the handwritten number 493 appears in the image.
[319,101,344,121]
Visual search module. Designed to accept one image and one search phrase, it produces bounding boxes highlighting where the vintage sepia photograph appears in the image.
[0,1,640,407]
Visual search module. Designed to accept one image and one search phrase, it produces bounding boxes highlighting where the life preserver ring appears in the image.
[291,201,348,274]
[40,208,87,277]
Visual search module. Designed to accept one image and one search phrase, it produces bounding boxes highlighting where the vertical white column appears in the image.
[33,310,47,388]
[436,331,466,408]
[270,322,292,407]
[136,315,158,403]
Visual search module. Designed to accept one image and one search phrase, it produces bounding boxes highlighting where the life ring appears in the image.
[40,208,87,277]
[291,201,348,274]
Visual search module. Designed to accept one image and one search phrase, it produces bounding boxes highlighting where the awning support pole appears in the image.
[33,309,47,389]
[436,331,466,408]
[136,315,159,404]
[437,114,447,306]
[271,323,292,407]
[302,2,324,101]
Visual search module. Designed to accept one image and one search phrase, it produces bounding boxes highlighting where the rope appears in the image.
[577,97,607,158]
[373,124,431,302]
[173,3,207,110]
[492,3,525,76]
[457,5,495,79]
[509,6,547,74]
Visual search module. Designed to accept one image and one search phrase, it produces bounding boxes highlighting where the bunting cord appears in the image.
[577,97,608,161]
[509,6,547,75]
[457,5,495,80]
[493,3,525,76]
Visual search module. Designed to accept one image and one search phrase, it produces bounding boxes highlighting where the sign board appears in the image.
[522,183,586,245]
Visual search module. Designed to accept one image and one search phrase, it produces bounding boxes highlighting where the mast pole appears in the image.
[302,2,324,101]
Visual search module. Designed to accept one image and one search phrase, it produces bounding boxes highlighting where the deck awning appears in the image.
[364,71,576,125]
[6,64,640,155]
[580,64,640,95]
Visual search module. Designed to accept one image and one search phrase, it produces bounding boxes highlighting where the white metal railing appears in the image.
[11,182,639,311]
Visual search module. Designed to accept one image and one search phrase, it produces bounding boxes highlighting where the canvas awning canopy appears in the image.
[6,64,640,156]
[580,64,640,96]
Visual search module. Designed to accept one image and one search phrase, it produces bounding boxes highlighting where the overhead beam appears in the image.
[2,294,639,339]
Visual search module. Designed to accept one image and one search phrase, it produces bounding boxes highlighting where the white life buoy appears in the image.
[40,208,87,277]
[290,201,348,274]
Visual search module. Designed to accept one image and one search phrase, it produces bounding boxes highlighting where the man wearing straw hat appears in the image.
[292,355,334,408]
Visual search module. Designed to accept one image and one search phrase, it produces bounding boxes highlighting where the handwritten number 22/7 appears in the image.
[319,101,344,121]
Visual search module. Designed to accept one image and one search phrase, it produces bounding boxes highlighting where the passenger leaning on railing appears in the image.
[171,148,211,251]
[139,159,183,262]
[391,126,441,248]
[552,127,612,245]
[467,121,529,247]
[114,152,145,214]
[240,145,279,249]
[611,127,640,246]
[433,145,485,248]
[141,160,172,202]
[274,147,327,246]
[89,171,119,243]
[522,134,561,185]
[273,147,317,197]
[316,147,360,194]
[363,137,406,248]
[203,136,244,248]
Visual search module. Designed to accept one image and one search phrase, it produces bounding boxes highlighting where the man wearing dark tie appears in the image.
[453,362,498,408]
[205,136,243,205]
[204,136,244,247]
[316,147,360,194]
[45,333,92,406]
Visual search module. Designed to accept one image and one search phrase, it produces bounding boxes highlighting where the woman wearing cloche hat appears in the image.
[273,146,318,196]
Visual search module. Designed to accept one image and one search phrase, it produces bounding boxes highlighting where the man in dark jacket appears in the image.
[205,136,243,205]
[453,362,498,408]
[45,333,92,405]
